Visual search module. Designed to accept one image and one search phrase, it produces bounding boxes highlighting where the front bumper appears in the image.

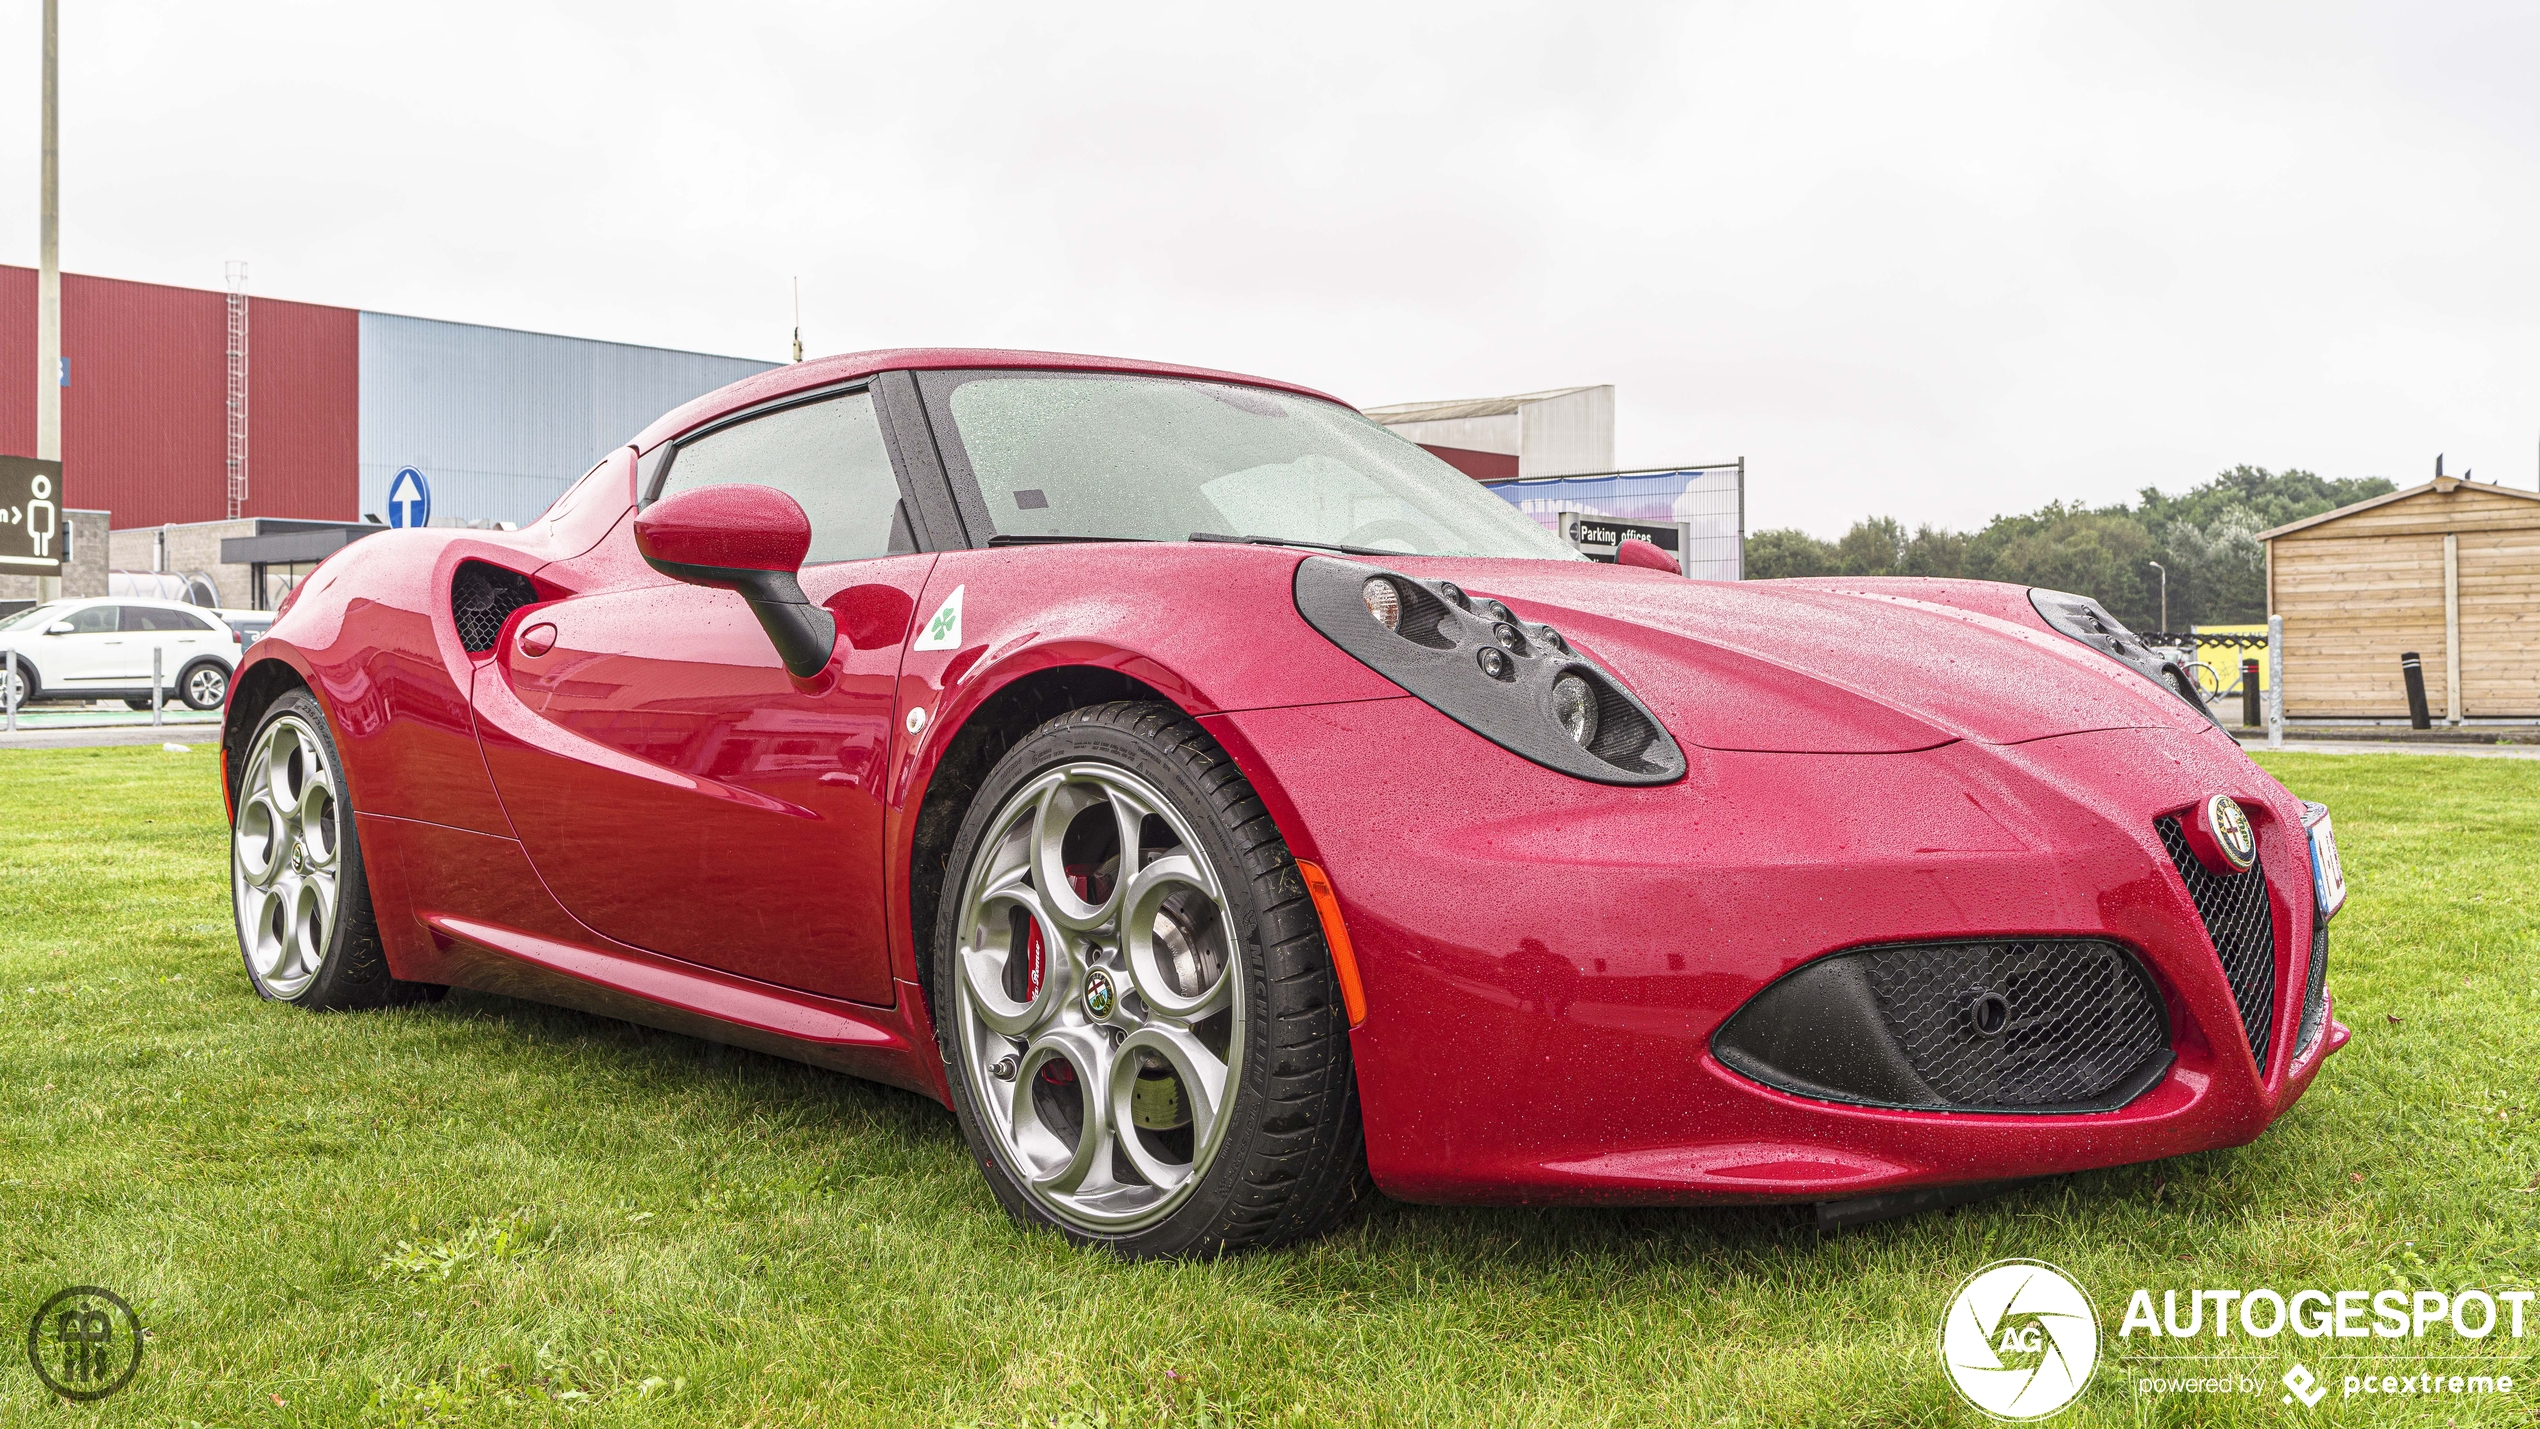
[1206,699,2345,1206]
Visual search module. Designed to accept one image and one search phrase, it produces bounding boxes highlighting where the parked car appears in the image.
[217,611,275,648]
[0,596,241,711]
[219,349,2348,1258]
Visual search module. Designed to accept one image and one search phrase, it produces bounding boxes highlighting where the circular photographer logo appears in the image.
[1939,1259,2097,1421]
[26,1285,142,1402]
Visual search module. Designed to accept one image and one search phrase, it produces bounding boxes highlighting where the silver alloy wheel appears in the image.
[952,761,1244,1232]
[233,713,344,1000]
[185,663,226,709]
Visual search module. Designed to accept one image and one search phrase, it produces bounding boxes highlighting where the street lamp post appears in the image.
[2147,560,2167,634]
[36,0,60,603]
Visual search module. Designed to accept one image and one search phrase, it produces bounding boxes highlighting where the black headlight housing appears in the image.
[2028,587,2222,727]
[1293,556,1686,785]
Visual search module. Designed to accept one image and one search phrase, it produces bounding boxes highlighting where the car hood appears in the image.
[1384,559,2211,753]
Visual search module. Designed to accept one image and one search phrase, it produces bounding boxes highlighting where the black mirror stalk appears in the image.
[647,556,837,678]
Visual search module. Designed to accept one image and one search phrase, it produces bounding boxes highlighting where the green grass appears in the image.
[1,746,2534,1426]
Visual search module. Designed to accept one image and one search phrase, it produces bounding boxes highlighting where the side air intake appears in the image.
[451,561,540,653]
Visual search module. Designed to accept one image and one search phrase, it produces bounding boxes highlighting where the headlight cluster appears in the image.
[2029,588,2223,727]
[1295,557,1685,785]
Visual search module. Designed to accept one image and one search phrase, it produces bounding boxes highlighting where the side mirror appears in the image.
[45,622,74,636]
[634,484,837,678]
[1616,539,1681,575]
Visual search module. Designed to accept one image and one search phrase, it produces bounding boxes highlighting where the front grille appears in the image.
[2156,814,2277,1071]
[1860,941,2170,1108]
[2297,922,2329,1057]
[452,561,540,653]
[1712,938,2174,1114]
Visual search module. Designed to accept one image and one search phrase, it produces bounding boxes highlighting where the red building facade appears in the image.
[2,266,361,528]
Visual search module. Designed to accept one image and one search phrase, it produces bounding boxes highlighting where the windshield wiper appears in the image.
[1188,532,1402,557]
[984,533,1153,546]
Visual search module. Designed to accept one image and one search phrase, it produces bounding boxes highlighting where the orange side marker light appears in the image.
[1294,859,1366,1028]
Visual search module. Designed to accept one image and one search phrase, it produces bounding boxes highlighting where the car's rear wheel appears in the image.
[932,701,1366,1258]
[181,659,229,711]
[231,689,436,1008]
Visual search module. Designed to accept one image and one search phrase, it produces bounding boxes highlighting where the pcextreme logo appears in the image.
[1940,1259,2099,1420]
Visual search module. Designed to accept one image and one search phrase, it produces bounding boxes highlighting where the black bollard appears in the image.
[2400,652,2432,729]
[2241,658,2262,729]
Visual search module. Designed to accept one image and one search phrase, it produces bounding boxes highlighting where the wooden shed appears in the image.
[2262,476,2540,720]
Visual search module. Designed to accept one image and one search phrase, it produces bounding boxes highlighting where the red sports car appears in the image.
[222,349,2349,1257]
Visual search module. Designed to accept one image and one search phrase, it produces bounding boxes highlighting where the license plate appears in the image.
[2305,805,2348,919]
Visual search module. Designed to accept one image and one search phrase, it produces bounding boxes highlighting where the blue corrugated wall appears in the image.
[358,312,775,526]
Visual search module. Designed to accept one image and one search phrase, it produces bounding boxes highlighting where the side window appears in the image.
[125,607,212,632]
[61,606,118,634]
[653,389,907,564]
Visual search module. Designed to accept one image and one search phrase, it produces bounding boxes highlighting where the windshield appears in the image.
[930,372,1582,560]
[0,603,65,633]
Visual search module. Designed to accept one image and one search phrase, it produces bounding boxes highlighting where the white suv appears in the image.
[0,597,244,711]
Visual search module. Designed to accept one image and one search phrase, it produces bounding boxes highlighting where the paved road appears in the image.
[0,724,218,750]
[2237,736,2540,760]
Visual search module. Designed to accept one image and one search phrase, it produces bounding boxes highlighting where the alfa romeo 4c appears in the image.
[222,349,2349,1257]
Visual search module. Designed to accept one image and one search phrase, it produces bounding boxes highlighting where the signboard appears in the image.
[0,455,64,576]
[1559,511,1693,572]
[1487,462,1743,579]
[387,466,433,529]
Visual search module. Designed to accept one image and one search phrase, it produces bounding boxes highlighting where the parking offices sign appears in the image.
[0,455,65,577]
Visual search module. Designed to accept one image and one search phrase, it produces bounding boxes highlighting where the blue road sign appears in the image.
[387,467,432,529]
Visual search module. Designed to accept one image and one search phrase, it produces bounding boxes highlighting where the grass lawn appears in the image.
[0,745,2533,1426]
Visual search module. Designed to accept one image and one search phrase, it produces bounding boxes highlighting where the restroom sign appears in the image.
[0,456,64,574]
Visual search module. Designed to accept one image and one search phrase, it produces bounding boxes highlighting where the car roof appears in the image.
[629,347,1351,455]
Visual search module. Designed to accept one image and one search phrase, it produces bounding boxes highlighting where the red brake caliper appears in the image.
[1024,917,1046,1003]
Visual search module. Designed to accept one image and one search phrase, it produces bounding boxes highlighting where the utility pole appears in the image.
[2147,560,2167,633]
[36,0,60,602]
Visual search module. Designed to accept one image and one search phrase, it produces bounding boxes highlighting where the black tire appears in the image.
[929,700,1368,1258]
[231,688,439,1009]
[1,659,37,708]
[180,659,230,711]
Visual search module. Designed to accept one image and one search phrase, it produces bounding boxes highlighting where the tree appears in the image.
[1899,524,1972,578]
[1834,516,1908,576]
[1744,528,1837,579]
[1966,504,2158,629]
[1744,464,2395,630]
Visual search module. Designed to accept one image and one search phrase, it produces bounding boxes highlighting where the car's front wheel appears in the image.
[231,689,436,1008]
[932,701,1365,1258]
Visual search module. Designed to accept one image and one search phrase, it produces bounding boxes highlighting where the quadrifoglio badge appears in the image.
[1940,1261,2530,1419]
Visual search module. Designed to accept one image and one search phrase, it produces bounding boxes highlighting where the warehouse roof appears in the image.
[1361,387,1605,424]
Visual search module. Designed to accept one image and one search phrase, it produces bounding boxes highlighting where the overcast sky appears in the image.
[3,1,2535,535]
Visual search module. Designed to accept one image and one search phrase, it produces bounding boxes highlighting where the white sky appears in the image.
[3,1,2535,536]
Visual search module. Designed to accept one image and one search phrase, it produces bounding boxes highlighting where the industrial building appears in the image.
[1364,385,1616,480]
[1366,385,1744,580]
[1,265,773,608]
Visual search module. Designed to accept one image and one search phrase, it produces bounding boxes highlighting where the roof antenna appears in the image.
[791,277,803,364]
